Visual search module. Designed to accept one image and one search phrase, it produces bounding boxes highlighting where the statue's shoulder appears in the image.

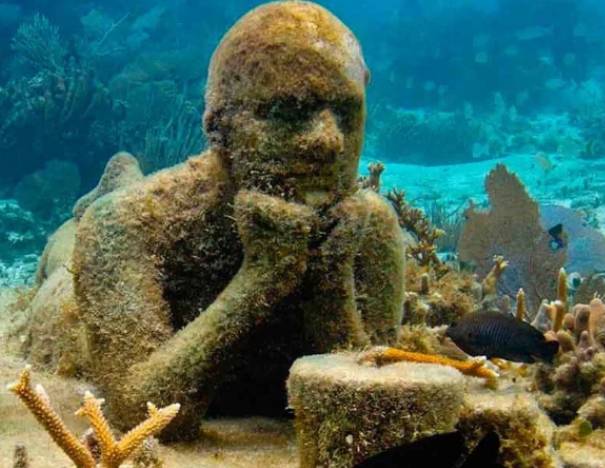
[356,189,399,225]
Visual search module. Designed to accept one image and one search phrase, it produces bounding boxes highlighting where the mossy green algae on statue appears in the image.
[287,353,465,467]
[25,1,405,440]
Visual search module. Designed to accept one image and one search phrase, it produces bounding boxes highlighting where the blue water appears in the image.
[1,0,605,282]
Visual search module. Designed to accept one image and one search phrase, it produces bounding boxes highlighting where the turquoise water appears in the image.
[3,0,605,283]
[3,2,605,466]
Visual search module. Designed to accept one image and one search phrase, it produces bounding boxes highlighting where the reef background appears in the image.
[2,0,605,287]
[3,1,605,467]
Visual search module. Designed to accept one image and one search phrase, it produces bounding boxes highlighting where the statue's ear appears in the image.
[203,109,226,146]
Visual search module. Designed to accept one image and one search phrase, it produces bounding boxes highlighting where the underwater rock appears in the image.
[287,353,465,468]
[0,199,45,264]
[457,391,560,467]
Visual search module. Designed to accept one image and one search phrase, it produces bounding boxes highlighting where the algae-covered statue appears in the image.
[28,1,405,440]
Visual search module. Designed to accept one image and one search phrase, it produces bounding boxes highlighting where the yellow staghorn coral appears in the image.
[110,402,180,467]
[358,346,498,381]
[75,393,116,464]
[558,267,568,306]
[481,255,508,296]
[8,366,180,468]
[516,288,526,321]
[7,366,97,468]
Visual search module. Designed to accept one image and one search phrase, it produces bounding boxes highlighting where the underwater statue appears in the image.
[26,1,405,440]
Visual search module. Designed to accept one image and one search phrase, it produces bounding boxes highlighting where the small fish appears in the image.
[354,430,501,468]
[446,311,559,363]
[548,223,567,251]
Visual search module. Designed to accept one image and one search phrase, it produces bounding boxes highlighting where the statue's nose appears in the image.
[296,109,344,160]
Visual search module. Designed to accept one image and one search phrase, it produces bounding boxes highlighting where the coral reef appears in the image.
[459,164,566,314]
[287,353,465,467]
[385,187,446,274]
[7,366,179,468]
[540,204,605,275]
[534,297,605,425]
[14,160,81,224]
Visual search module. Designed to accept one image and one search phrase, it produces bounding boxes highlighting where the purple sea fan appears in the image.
[458,164,566,314]
[541,204,605,275]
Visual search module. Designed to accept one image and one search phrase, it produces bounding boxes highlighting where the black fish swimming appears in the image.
[547,223,567,251]
[354,430,501,468]
[446,311,559,363]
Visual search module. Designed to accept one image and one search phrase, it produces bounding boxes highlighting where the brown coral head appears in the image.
[589,297,605,348]
[203,1,369,208]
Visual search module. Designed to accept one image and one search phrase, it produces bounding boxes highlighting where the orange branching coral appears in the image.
[76,392,180,467]
[458,164,566,315]
[481,255,508,296]
[8,366,180,468]
[358,346,498,381]
[7,366,96,468]
[516,288,527,321]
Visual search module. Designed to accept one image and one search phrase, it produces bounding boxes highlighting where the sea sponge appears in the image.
[287,353,465,467]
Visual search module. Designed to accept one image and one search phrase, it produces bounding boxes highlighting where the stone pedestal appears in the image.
[458,390,560,467]
[287,353,465,467]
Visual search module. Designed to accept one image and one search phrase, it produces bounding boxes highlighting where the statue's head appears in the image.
[204,1,369,208]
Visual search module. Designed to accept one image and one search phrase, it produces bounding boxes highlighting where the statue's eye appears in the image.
[256,96,317,124]
[332,98,362,130]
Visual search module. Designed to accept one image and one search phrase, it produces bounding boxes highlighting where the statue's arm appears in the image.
[355,190,406,345]
[77,184,315,438]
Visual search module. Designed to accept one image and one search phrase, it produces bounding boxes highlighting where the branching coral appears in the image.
[357,161,384,192]
[7,366,179,467]
[386,187,447,274]
[534,297,605,425]
[458,164,566,315]
[11,13,66,72]
[357,346,498,381]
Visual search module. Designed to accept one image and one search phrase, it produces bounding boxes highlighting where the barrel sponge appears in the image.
[287,353,465,467]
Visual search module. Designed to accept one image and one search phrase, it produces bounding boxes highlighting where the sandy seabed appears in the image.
[0,288,298,468]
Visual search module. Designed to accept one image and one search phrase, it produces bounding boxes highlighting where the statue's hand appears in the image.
[234,190,317,281]
[311,193,370,269]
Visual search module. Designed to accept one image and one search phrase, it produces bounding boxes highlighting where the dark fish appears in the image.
[354,430,501,468]
[446,311,559,363]
[548,223,566,251]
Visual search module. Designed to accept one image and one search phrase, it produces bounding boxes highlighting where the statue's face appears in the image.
[204,2,369,208]
[224,78,365,207]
